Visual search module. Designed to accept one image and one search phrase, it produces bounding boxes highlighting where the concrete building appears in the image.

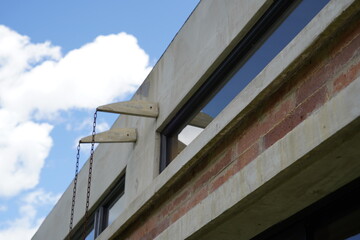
[33,0,360,239]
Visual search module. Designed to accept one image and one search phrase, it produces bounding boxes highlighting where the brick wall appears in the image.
[118,14,360,240]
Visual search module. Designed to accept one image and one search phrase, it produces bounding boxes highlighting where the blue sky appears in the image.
[0,1,199,239]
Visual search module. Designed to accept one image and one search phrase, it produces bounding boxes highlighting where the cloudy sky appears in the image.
[0,0,199,239]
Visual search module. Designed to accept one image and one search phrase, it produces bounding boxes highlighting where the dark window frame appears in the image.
[160,0,300,172]
[95,173,125,235]
[71,173,126,240]
[71,216,95,240]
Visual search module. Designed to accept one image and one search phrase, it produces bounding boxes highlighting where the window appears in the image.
[95,173,126,233]
[160,0,330,172]
[72,218,95,240]
[84,227,95,240]
[71,173,126,239]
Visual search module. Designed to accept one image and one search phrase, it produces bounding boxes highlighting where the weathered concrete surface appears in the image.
[32,0,360,239]
[33,0,272,239]
[96,0,359,239]
[193,125,360,239]
[157,76,360,240]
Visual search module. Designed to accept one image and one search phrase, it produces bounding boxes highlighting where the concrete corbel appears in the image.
[97,100,158,118]
[80,128,137,143]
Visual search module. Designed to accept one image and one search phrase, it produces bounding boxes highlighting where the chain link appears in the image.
[82,110,97,240]
[68,143,81,239]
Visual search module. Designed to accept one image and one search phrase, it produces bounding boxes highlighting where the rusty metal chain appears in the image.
[68,142,81,239]
[82,110,97,240]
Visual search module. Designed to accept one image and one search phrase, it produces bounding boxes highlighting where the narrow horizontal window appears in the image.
[160,0,330,172]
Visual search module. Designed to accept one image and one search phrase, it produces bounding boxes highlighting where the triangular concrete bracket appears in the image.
[97,100,158,118]
[80,128,137,143]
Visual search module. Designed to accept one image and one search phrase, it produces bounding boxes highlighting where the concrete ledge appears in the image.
[156,74,360,240]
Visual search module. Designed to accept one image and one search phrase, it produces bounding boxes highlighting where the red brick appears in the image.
[295,61,330,105]
[210,174,226,193]
[236,96,294,157]
[158,188,190,219]
[154,217,170,236]
[233,142,260,174]
[193,169,215,190]
[296,19,360,106]
[212,149,233,174]
[330,24,360,67]
[193,148,232,189]
[189,186,208,209]
[236,121,263,154]
[158,203,172,220]
[265,86,327,149]
[173,189,190,206]
[126,217,155,240]
[170,186,209,223]
[260,96,295,135]
[171,201,191,223]
[210,142,260,193]
[333,60,360,94]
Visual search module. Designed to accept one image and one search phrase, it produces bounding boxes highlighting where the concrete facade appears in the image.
[33,0,360,239]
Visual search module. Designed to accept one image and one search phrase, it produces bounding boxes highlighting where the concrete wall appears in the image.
[97,1,360,238]
[32,0,360,239]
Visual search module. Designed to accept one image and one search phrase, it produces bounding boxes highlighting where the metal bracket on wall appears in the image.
[80,128,137,143]
[97,100,159,118]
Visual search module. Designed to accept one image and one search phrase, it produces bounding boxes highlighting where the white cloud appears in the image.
[1,28,151,120]
[0,115,53,197]
[22,189,60,206]
[68,118,110,132]
[0,26,61,86]
[0,205,7,212]
[0,189,60,240]
[0,25,151,197]
[96,121,110,133]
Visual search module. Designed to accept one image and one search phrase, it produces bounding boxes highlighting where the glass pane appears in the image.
[166,0,330,163]
[108,195,125,226]
[85,228,94,240]
[201,0,330,118]
[346,233,360,240]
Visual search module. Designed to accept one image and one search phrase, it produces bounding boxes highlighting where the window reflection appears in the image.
[179,126,204,146]
[107,194,125,226]
[85,228,94,240]
[346,233,360,240]
[101,174,125,232]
